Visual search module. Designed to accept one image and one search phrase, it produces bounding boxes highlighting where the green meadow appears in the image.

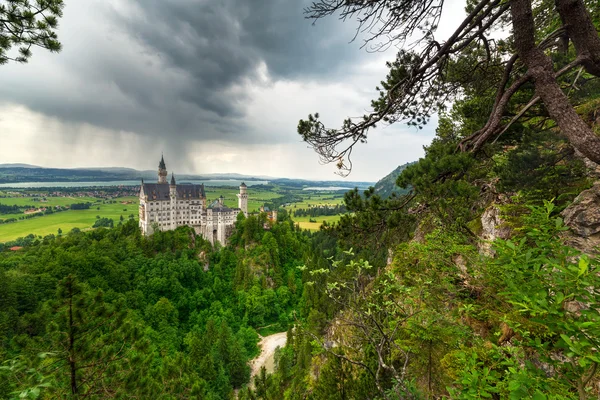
[288,192,345,209]
[0,197,138,242]
[0,195,97,207]
[203,186,282,212]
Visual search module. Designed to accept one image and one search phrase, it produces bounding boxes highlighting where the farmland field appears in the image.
[293,214,343,231]
[203,186,282,212]
[288,193,346,209]
[0,196,138,242]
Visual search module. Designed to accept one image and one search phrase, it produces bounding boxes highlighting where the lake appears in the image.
[0,179,269,189]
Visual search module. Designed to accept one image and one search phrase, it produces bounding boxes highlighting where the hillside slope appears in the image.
[373,162,415,198]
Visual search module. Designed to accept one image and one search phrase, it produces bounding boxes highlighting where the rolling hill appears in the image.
[374,162,416,198]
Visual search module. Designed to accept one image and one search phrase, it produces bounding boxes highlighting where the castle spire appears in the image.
[170,173,176,186]
[158,154,168,184]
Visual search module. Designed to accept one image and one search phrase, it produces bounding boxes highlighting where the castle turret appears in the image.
[237,182,248,217]
[170,173,177,229]
[170,174,177,196]
[158,154,168,184]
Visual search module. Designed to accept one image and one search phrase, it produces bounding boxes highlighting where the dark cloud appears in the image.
[120,0,359,118]
[128,0,357,78]
[0,0,383,181]
[0,0,362,150]
[0,0,460,179]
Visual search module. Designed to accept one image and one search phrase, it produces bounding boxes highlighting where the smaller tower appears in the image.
[237,182,248,217]
[158,154,168,184]
[169,173,177,229]
[170,173,177,192]
[219,195,224,207]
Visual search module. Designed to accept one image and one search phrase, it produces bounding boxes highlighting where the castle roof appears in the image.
[170,173,176,185]
[208,199,238,212]
[142,183,205,200]
[240,182,247,187]
[209,206,237,212]
[159,155,166,170]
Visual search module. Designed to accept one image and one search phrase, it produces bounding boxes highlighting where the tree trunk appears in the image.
[68,280,78,396]
[511,0,600,164]
[555,0,600,76]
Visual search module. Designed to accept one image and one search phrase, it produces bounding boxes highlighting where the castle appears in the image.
[138,156,248,245]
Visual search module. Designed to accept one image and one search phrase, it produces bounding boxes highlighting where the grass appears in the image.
[0,195,98,207]
[293,214,343,231]
[203,187,282,213]
[284,192,346,209]
[0,197,138,242]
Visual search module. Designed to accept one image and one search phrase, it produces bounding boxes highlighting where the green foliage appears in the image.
[450,202,600,399]
[43,275,146,397]
[254,195,600,399]
[494,130,590,204]
[92,217,113,228]
[333,187,416,266]
[0,353,53,399]
[0,217,309,397]
[373,162,415,198]
[0,0,64,65]
[398,132,483,233]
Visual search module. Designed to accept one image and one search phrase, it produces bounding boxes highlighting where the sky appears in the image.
[0,0,466,181]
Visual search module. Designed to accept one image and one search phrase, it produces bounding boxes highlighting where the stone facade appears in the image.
[138,157,248,245]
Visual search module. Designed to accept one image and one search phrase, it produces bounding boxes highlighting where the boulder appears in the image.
[562,183,600,237]
[479,205,511,255]
[561,183,600,254]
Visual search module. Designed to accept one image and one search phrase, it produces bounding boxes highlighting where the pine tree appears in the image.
[0,0,64,64]
[43,275,146,398]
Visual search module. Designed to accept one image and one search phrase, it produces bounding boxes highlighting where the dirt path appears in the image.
[250,332,287,379]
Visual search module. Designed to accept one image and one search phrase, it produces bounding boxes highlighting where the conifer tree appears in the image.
[299,0,600,174]
[0,0,64,64]
[43,275,146,398]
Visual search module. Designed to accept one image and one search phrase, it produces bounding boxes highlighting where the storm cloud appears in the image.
[0,0,452,180]
[1,0,358,141]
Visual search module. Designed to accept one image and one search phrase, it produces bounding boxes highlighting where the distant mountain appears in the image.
[0,166,130,184]
[0,163,41,169]
[73,167,145,173]
[72,168,277,180]
[0,164,374,187]
[269,177,374,189]
[374,162,416,198]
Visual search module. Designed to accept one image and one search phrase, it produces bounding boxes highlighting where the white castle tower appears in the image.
[237,182,248,217]
[158,154,168,184]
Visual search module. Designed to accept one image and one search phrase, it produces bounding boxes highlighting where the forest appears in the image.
[292,205,347,218]
[0,211,313,398]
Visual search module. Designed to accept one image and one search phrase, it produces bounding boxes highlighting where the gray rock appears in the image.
[561,183,600,254]
[562,183,600,237]
[479,205,511,255]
